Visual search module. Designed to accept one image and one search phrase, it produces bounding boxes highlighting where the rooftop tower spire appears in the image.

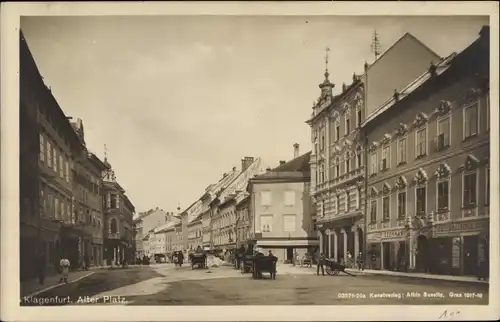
[319,46,335,96]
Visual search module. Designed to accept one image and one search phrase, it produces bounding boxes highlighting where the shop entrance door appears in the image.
[463,235,478,276]
[382,242,391,270]
[416,235,428,272]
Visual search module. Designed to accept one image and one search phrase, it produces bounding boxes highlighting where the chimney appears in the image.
[232,166,236,171]
[293,143,299,159]
[241,156,254,172]
[279,160,286,166]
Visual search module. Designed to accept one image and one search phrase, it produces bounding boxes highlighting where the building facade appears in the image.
[235,194,251,248]
[212,158,264,251]
[187,217,203,251]
[70,119,108,267]
[307,32,442,264]
[248,148,317,263]
[101,162,135,265]
[133,217,144,258]
[21,30,94,273]
[362,26,490,276]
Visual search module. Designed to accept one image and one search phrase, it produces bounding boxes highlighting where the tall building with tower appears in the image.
[308,32,443,264]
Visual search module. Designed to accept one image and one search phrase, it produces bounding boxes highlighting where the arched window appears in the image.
[110,218,117,234]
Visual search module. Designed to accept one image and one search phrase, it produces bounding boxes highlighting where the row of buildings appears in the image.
[134,25,489,276]
[20,31,137,280]
[310,26,490,276]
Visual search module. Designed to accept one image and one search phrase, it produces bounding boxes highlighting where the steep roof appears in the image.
[252,152,311,182]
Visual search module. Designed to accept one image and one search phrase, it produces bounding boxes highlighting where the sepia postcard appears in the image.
[1,1,499,321]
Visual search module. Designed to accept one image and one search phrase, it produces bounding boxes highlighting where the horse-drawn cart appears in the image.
[190,252,207,269]
[252,255,277,280]
[325,259,355,276]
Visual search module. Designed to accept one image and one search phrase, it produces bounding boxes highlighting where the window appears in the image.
[39,134,45,162]
[463,102,478,139]
[370,200,377,223]
[345,116,350,134]
[47,141,53,168]
[66,204,71,222]
[335,157,340,178]
[115,194,120,209]
[345,154,350,174]
[110,218,117,233]
[397,138,407,164]
[345,192,350,212]
[321,133,325,151]
[65,161,69,182]
[381,146,390,170]
[370,152,377,175]
[284,191,295,206]
[437,117,451,150]
[59,155,64,179]
[260,215,273,232]
[416,128,427,157]
[416,186,426,215]
[260,191,272,206]
[39,188,45,216]
[397,191,406,219]
[283,215,296,232]
[463,172,477,206]
[382,196,390,221]
[320,163,325,183]
[54,197,59,220]
[61,200,65,221]
[356,154,362,169]
[437,180,449,211]
[52,147,57,172]
[486,167,490,205]
[335,125,340,141]
[110,194,116,208]
[355,189,360,209]
[357,110,362,128]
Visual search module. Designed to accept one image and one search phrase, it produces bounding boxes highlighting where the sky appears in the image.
[20,15,489,213]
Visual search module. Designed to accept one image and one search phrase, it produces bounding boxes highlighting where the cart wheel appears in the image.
[272,272,276,280]
[333,270,340,275]
[191,265,194,270]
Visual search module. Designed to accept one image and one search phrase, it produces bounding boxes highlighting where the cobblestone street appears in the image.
[21,264,488,306]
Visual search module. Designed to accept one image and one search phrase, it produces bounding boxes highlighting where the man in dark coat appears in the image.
[316,252,326,276]
[37,250,46,285]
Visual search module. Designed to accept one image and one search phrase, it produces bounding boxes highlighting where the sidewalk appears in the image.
[279,263,489,284]
[345,268,489,284]
[21,270,95,297]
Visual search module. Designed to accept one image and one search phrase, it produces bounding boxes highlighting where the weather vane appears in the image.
[325,47,330,72]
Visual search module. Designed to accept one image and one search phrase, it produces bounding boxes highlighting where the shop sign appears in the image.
[381,229,406,240]
[435,219,488,234]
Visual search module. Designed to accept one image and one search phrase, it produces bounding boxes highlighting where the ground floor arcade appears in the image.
[317,217,364,266]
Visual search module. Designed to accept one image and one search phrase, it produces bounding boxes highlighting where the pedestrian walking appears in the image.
[83,254,89,271]
[36,249,46,285]
[356,252,364,271]
[316,252,325,276]
[59,256,71,283]
[268,250,274,257]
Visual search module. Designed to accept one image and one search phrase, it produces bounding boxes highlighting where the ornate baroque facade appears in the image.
[307,67,366,262]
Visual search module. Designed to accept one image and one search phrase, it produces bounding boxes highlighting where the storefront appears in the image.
[366,228,409,271]
[432,218,489,276]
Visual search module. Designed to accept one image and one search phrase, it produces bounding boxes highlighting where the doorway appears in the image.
[286,247,294,264]
[382,242,391,270]
[416,235,428,272]
[463,235,478,276]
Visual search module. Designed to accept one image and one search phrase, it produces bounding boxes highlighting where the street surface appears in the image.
[21,264,489,306]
